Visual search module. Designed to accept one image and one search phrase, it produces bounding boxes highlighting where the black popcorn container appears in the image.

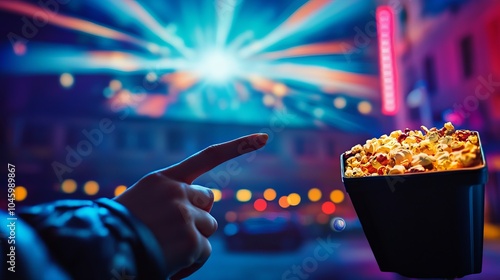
[340,132,488,278]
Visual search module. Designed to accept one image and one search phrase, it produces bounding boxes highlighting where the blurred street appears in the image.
[190,232,500,280]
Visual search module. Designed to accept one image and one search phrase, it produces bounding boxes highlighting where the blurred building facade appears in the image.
[387,0,500,222]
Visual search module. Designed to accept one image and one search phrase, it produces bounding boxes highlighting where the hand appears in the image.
[114,133,268,279]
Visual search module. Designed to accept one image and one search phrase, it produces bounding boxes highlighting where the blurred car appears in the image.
[223,213,304,252]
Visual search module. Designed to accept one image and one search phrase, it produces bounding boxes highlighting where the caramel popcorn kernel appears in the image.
[344,123,481,177]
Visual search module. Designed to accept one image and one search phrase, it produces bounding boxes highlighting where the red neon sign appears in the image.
[376,6,398,115]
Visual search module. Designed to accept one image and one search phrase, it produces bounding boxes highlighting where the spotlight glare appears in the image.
[197,50,238,83]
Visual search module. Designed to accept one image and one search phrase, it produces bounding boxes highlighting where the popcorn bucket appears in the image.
[340,133,488,278]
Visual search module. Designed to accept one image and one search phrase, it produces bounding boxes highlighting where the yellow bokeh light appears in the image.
[83,181,99,196]
[236,189,252,202]
[60,73,74,88]
[272,83,288,97]
[14,186,27,202]
[330,190,345,204]
[211,188,222,202]
[287,193,301,206]
[263,188,277,201]
[114,185,127,197]
[61,179,77,194]
[308,188,322,202]
[333,97,347,109]
[358,101,372,115]
[278,196,290,208]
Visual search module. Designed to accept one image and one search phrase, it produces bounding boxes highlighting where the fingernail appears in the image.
[256,133,269,145]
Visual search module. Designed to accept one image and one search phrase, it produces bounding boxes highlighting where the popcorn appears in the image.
[344,122,482,177]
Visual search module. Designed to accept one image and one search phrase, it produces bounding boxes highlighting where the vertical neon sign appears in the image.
[377,5,398,115]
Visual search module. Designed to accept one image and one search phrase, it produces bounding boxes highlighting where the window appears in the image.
[460,35,474,79]
[423,55,437,95]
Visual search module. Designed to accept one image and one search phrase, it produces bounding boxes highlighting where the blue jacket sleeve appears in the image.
[1,198,167,280]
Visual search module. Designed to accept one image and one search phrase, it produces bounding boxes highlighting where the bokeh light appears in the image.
[278,196,290,209]
[109,79,122,91]
[330,190,345,204]
[225,211,238,223]
[61,179,77,194]
[13,42,26,56]
[287,193,301,206]
[357,101,372,115]
[224,223,239,236]
[263,188,277,201]
[14,186,28,202]
[316,213,329,224]
[114,185,127,197]
[254,198,268,212]
[333,97,347,109]
[308,188,322,202]
[236,189,252,202]
[211,188,222,202]
[83,180,99,195]
[322,201,336,215]
[272,83,287,97]
[60,73,74,88]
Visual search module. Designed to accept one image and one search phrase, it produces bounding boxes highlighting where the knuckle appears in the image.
[169,182,188,199]
[212,216,218,233]
[193,189,212,208]
[183,228,200,252]
[176,202,193,224]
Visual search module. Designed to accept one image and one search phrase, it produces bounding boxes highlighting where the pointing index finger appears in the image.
[160,133,268,184]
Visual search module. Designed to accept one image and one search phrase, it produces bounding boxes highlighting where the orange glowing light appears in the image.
[308,188,322,202]
[211,189,222,202]
[0,1,151,50]
[114,185,128,197]
[263,188,277,201]
[14,186,28,202]
[330,190,345,204]
[282,0,331,28]
[255,42,353,61]
[279,196,290,208]
[287,193,301,206]
[265,64,379,98]
[61,179,77,194]
[83,181,99,196]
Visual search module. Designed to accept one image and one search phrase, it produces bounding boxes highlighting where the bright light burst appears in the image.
[0,0,381,131]
[196,50,240,83]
